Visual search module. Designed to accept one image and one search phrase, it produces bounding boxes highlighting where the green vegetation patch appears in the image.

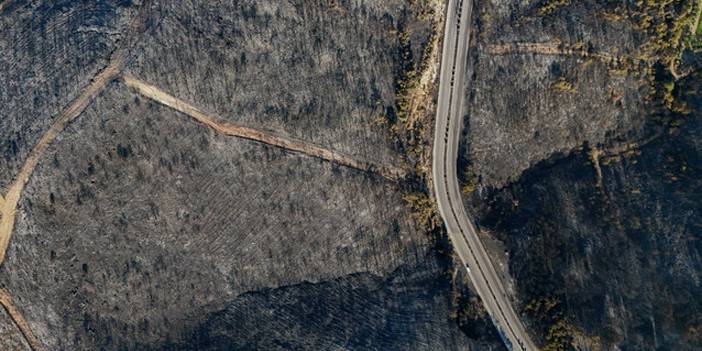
[538,0,569,15]
[551,77,577,94]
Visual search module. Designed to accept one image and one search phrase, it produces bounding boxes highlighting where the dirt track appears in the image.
[486,42,640,63]
[0,288,44,351]
[122,74,408,181]
[0,60,122,264]
[0,2,153,349]
[0,0,151,266]
[0,2,409,348]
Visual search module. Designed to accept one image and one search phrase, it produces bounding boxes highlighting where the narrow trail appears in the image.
[0,288,44,351]
[122,74,408,181]
[0,0,152,265]
[0,2,152,349]
[486,42,649,64]
[0,2,403,348]
[0,61,122,264]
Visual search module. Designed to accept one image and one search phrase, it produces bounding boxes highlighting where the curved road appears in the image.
[431,0,537,350]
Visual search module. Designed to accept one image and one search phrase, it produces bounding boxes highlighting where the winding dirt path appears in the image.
[122,74,408,181]
[0,2,152,349]
[0,60,122,264]
[0,0,151,266]
[0,2,406,349]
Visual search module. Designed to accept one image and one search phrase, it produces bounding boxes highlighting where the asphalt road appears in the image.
[431,0,538,350]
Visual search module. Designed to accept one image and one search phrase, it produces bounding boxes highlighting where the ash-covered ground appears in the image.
[0,1,503,350]
[460,0,702,349]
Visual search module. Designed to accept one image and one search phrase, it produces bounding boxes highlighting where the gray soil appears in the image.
[0,1,501,350]
[461,0,702,349]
